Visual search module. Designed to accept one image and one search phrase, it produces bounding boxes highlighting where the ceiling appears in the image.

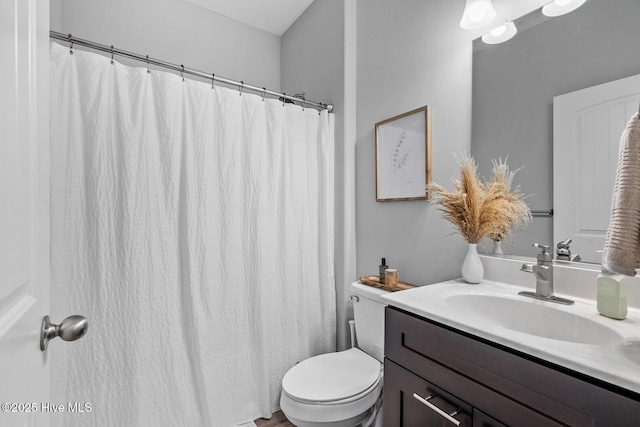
[181,0,573,39]
[183,0,314,36]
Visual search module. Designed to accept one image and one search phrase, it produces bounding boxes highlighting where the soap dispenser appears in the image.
[597,269,627,320]
[379,258,388,284]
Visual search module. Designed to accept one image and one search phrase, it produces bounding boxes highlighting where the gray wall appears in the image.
[50,0,281,90]
[283,0,481,352]
[355,0,473,286]
[50,0,61,31]
[281,0,355,351]
[471,0,640,257]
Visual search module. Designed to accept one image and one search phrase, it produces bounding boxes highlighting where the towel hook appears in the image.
[211,73,215,90]
[239,81,244,96]
[110,45,115,65]
[67,34,74,55]
[180,65,185,82]
[146,55,150,74]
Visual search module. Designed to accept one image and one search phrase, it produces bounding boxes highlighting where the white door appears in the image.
[0,0,51,426]
[554,73,640,264]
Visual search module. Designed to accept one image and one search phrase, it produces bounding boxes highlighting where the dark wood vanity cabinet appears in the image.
[383,306,640,427]
[385,359,473,426]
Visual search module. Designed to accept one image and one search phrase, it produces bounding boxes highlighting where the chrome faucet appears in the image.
[519,243,574,305]
[556,238,581,262]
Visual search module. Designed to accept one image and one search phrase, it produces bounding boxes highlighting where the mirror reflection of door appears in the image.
[554,73,640,264]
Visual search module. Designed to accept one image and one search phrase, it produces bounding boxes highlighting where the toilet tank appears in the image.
[350,281,390,362]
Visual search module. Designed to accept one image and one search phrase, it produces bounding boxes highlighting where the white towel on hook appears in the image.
[602,112,640,276]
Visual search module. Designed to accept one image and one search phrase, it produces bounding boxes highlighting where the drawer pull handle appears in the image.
[413,393,461,426]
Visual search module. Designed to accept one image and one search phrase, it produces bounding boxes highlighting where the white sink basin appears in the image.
[444,293,624,346]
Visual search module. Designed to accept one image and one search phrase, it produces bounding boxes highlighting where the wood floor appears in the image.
[254,410,296,427]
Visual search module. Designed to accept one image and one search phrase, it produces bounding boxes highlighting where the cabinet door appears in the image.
[384,359,472,426]
[473,410,508,427]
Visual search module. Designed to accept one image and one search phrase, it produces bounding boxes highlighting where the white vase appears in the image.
[462,243,484,284]
[491,239,503,256]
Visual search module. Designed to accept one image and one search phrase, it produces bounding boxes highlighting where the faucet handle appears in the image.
[532,243,553,263]
[532,243,550,252]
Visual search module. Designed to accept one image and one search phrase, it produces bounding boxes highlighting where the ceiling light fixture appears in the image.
[481,21,518,44]
[460,0,497,30]
[542,0,586,17]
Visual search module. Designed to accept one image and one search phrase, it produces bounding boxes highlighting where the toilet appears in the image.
[280,281,388,427]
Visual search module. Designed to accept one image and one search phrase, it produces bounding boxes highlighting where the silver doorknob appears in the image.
[40,315,88,351]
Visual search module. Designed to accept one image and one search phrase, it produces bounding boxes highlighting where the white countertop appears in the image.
[381,278,640,396]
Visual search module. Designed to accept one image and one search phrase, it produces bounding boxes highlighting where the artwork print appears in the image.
[375,106,431,201]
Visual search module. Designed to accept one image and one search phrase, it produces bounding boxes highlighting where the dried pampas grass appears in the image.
[429,155,531,244]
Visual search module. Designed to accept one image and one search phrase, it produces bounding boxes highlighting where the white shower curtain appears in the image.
[49,42,335,427]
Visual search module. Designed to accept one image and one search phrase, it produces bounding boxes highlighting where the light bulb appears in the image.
[467,3,489,23]
[460,0,496,30]
[542,0,586,17]
[482,21,517,44]
[490,24,507,37]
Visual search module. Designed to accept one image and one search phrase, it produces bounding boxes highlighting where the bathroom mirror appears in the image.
[471,0,640,263]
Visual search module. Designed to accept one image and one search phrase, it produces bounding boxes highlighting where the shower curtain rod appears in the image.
[50,31,334,113]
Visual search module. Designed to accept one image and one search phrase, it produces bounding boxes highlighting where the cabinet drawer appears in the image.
[384,359,472,426]
[385,306,640,426]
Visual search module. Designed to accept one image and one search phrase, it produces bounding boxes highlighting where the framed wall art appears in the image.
[375,105,432,201]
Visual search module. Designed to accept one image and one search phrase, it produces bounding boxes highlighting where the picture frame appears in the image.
[375,105,432,201]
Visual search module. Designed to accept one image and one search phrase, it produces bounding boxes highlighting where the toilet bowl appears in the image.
[280,282,389,427]
[280,348,383,427]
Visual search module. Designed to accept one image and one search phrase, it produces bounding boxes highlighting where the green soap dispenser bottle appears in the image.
[597,269,627,320]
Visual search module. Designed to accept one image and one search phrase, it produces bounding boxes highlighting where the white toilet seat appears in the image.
[280,348,383,426]
[283,348,381,403]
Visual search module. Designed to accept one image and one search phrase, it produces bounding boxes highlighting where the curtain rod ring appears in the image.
[110,45,115,65]
[261,88,266,102]
[180,65,185,82]
[211,73,215,90]
[68,34,74,55]
[239,81,244,96]
[146,55,150,74]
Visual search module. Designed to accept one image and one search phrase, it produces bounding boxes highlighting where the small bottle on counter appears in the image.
[379,258,388,284]
[597,269,627,320]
